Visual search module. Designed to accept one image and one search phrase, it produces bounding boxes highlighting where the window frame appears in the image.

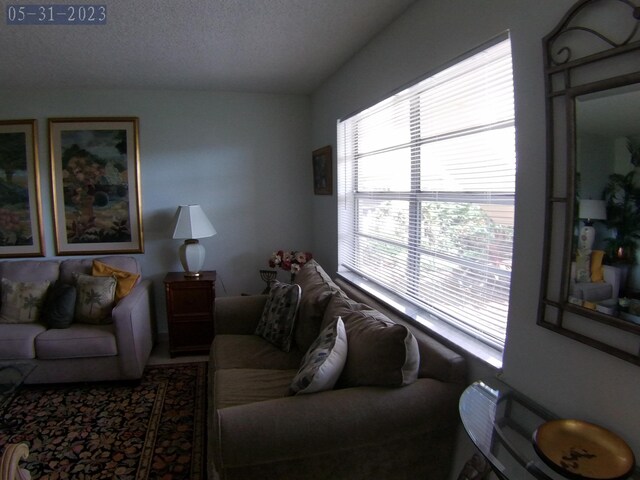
[336,33,515,367]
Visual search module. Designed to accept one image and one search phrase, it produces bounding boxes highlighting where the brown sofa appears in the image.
[208,260,466,480]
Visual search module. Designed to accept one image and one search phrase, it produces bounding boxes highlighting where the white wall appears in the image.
[0,88,312,332]
[310,0,640,473]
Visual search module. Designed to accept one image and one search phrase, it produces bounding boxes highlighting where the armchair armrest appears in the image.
[215,295,268,335]
[214,378,461,470]
[111,279,154,379]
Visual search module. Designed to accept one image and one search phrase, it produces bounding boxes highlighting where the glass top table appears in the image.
[459,377,639,480]
[0,362,36,429]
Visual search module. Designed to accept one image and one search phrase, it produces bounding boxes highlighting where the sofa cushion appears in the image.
[214,368,297,410]
[212,335,304,371]
[35,324,117,359]
[321,293,367,329]
[293,259,346,352]
[324,296,419,388]
[59,256,141,285]
[0,260,60,284]
[41,282,77,329]
[289,316,348,395]
[73,273,117,324]
[255,281,301,352]
[92,260,140,301]
[572,282,613,302]
[0,323,47,359]
[0,278,50,324]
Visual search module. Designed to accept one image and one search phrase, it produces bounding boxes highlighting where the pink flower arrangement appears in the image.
[269,250,313,274]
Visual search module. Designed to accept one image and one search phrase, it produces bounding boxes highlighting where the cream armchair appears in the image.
[570,262,622,302]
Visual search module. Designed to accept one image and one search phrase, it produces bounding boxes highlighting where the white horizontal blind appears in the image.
[337,36,515,350]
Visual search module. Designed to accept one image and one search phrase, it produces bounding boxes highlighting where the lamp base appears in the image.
[179,239,206,277]
[579,225,595,251]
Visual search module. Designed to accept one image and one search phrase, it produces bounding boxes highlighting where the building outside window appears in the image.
[337,34,516,356]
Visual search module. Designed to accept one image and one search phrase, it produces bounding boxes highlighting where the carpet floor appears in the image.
[0,362,207,480]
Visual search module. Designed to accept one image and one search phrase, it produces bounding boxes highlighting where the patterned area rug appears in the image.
[0,362,207,479]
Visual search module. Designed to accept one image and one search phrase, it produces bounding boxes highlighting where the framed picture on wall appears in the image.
[49,117,144,255]
[312,145,332,195]
[0,119,45,257]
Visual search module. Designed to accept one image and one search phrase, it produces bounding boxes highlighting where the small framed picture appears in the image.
[49,117,144,255]
[0,119,45,257]
[312,145,332,195]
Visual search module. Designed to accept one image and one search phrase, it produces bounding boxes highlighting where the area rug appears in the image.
[0,362,207,480]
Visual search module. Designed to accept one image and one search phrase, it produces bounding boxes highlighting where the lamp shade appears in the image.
[172,205,216,240]
[579,200,607,221]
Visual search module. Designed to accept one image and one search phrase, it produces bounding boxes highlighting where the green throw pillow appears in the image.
[74,273,117,324]
[0,278,50,324]
[41,282,77,329]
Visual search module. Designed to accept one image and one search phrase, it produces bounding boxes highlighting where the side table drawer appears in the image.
[168,287,212,315]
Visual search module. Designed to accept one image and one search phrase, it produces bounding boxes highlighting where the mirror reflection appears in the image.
[571,83,640,324]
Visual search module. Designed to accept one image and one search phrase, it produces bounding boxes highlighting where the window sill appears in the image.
[336,270,504,370]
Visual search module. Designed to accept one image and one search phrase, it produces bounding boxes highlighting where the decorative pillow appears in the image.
[74,273,117,324]
[289,317,348,395]
[255,280,302,352]
[590,250,605,283]
[41,282,77,329]
[575,248,591,283]
[0,278,50,324]
[293,260,346,352]
[92,260,140,302]
[325,296,419,388]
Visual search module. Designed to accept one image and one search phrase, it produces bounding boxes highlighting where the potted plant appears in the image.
[602,170,640,264]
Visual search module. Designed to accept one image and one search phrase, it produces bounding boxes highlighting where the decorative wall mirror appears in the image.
[539,0,640,364]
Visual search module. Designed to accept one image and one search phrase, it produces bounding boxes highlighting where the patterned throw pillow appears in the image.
[575,248,591,283]
[0,278,50,324]
[289,317,348,395]
[92,260,140,302]
[74,274,117,324]
[255,280,302,352]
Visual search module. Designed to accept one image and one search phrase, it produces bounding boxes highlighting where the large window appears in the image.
[337,35,515,352]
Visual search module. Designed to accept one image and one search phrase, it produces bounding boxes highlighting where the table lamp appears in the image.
[172,205,217,277]
[578,199,607,251]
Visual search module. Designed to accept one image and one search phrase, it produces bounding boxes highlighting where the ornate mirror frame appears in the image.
[539,0,640,364]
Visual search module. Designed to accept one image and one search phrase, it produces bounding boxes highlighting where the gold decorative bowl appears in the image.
[533,419,636,480]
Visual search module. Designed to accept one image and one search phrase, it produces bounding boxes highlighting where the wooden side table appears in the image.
[164,271,216,357]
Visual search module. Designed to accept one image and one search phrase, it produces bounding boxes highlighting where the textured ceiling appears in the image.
[0,0,416,94]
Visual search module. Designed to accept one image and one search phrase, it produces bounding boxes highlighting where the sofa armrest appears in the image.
[215,295,268,335]
[214,378,461,470]
[602,265,622,300]
[111,279,154,379]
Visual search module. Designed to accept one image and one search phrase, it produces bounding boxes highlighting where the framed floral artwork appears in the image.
[0,119,45,257]
[312,145,332,195]
[49,117,144,255]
